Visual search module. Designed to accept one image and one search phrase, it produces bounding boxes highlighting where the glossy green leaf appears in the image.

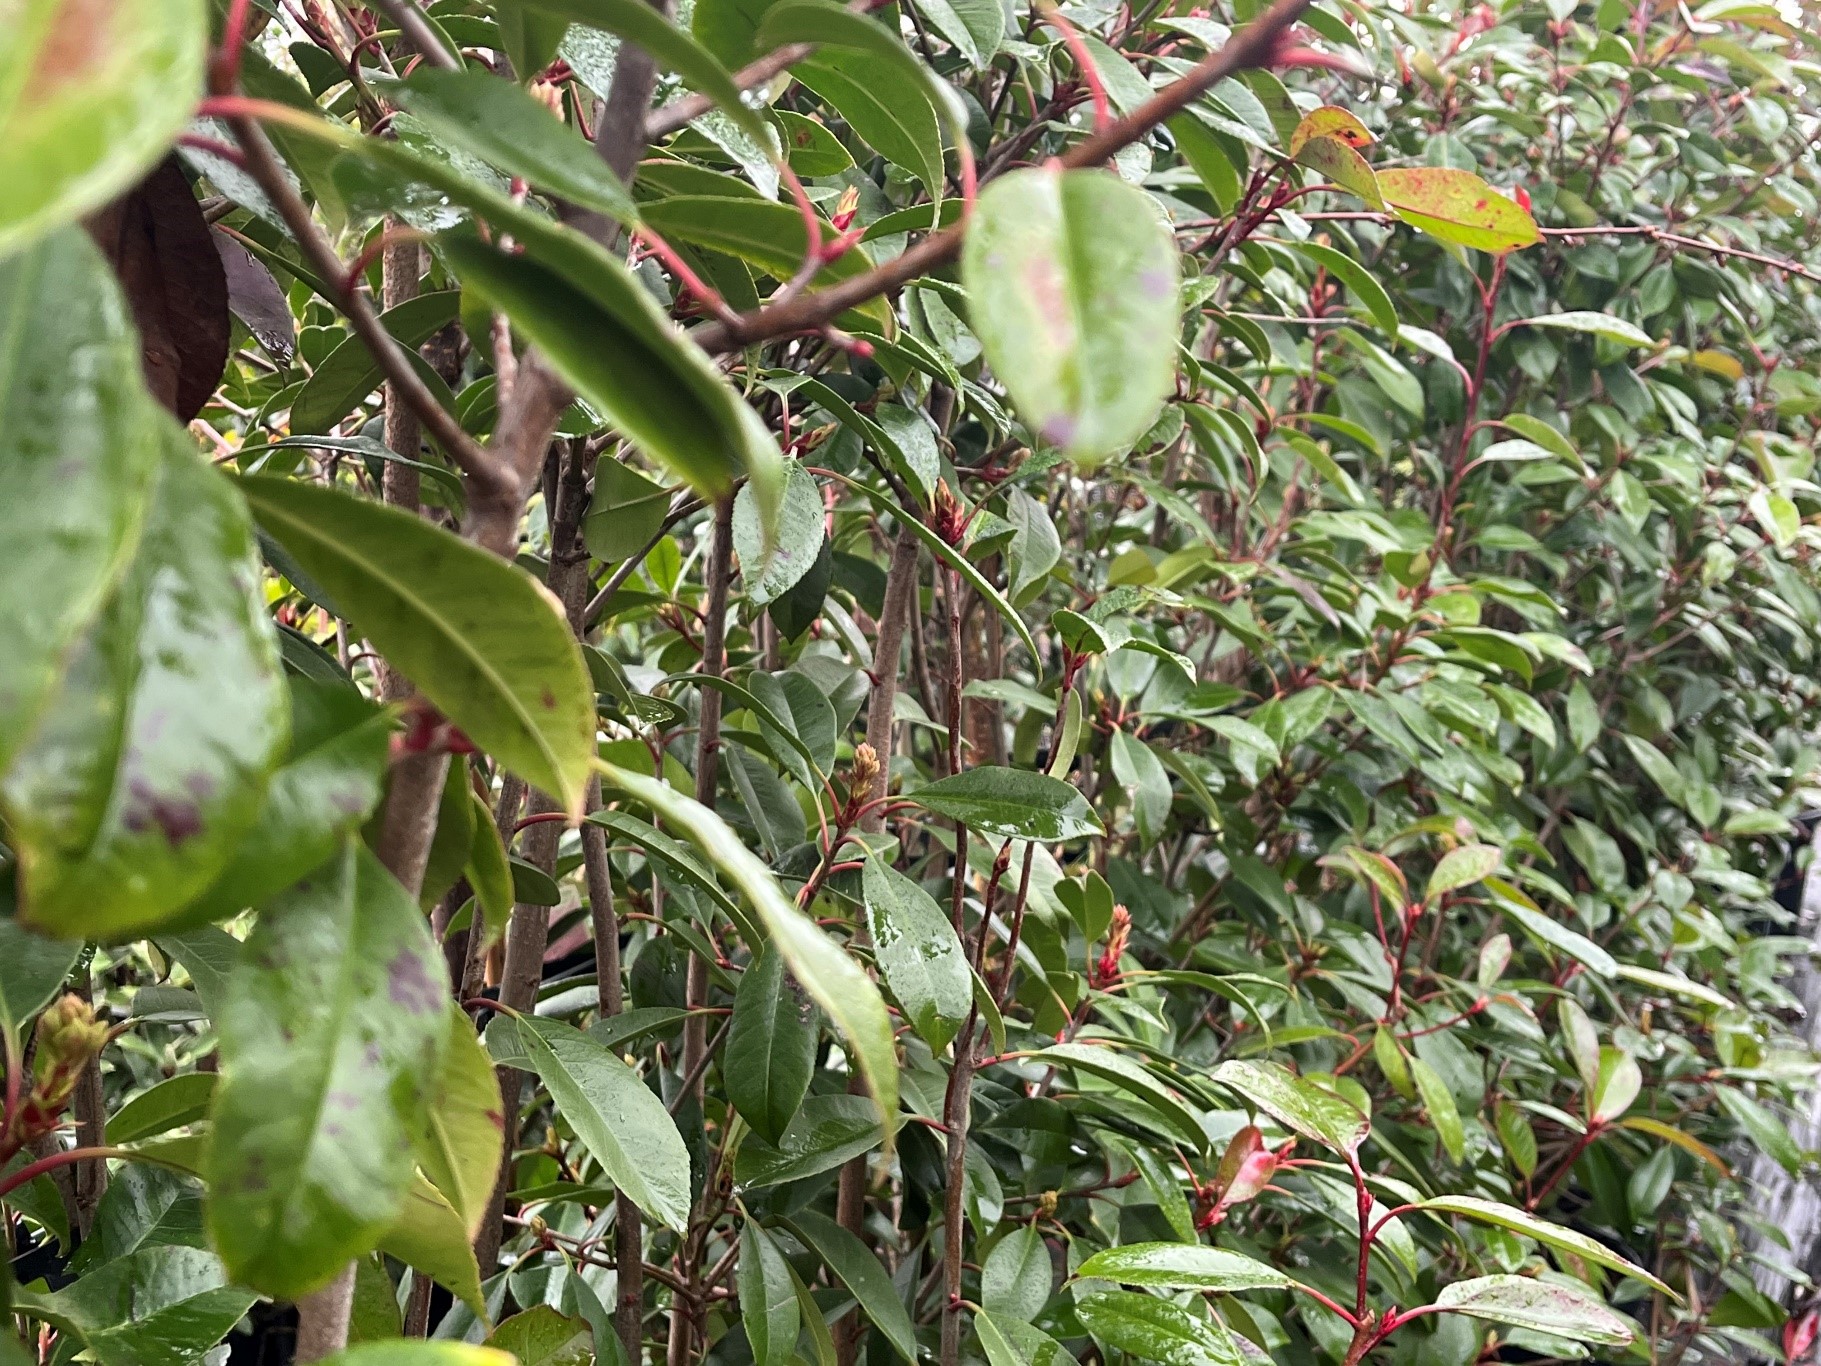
[417,1004,505,1239]
[1028,1044,1208,1151]
[0,0,207,254]
[108,1073,216,1147]
[1413,1195,1674,1293]
[739,1220,801,1366]
[389,67,639,225]
[1211,1059,1370,1153]
[13,1246,255,1366]
[66,1164,204,1275]
[240,475,595,814]
[4,432,287,941]
[1515,311,1656,348]
[862,856,971,1052]
[725,947,815,1145]
[584,460,671,564]
[734,461,826,606]
[179,678,391,924]
[1285,240,1398,338]
[438,227,782,527]
[794,50,944,199]
[1426,843,1500,901]
[596,760,898,1133]
[976,1310,1080,1366]
[1433,1275,1632,1346]
[910,766,1103,842]
[0,229,159,776]
[638,196,893,330]
[1377,168,1540,254]
[0,916,77,1052]
[962,166,1180,465]
[494,1013,692,1230]
[465,788,516,950]
[734,1094,882,1188]
[485,1305,593,1366]
[289,291,460,436]
[1075,1290,1246,1366]
[206,842,450,1299]
[376,1174,487,1316]
[983,1225,1053,1320]
[1074,1242,1292,1293]
[1411,1055,1465,1162]
[788,1210,917,1363]
[525,0,777,150]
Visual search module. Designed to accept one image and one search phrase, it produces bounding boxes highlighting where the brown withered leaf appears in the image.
[85,156,230,422]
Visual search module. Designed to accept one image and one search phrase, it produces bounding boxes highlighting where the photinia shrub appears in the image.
[0,0,1818,1362]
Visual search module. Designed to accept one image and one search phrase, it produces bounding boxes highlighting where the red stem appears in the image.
[0,1146,129,1201]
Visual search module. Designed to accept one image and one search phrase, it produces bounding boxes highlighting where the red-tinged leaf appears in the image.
[1377,167,1540,254]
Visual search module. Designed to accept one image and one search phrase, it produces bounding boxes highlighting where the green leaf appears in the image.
[465,788,516,950]
[180,678,392,924]
[1211,1059,1370,1153]
[376,1175,487,1316]
[639,195,894,332]
[1514,311,1656,348]
[983,1224,1053,1321]
[67,1164,203,1275]
[525,0,777,151]
[0,0,208,254]
[1288,105,1374,156]
[1496,1101,1538,1179]
[1376,168,1540,254]
[910,766,1103,842]
[1285,240,1398,338]
[0,916,76,1053]
[1075,1290,1246,1366]
[794,50,945,199]
[438,226,782,526]
[0,229,160,776]
[206,842,450,1299]
[1110,730,1172,847]
[1715,1086,1801,1177]
[108,1073,216,1147]
[1027,1044,1208,1152]
[734,462,826,606]
[1483,878,1618,976]
[977,1313,1079,1366]
[4,433,288,941]
[417,1004,505,1240]
[388,68,638,225]
[240,476,595,814]
[739,1220,801,1366]
[494,1013,693,1230]
[584,460,672,563]
[962,166,1181,465]
[12,1246,255,1366]
[1074,1243,1292,1292]
[1433,1275,1632,1346]
[1412,1195,1674,1293]
[787,1210,918,1363]
[1005,487,1063,605]
[597,760,899,1132]
[290,291,460,436]
[725,947,816,1145]
[484,1306,593,1366]
[733,1093,882,1188]
[1590,1046,1641,1124]
[1426,843,1501,901]
[862,856,971,1052]
[1411,1055,1465,1162]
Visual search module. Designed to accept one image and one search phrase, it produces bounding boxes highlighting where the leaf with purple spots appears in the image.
[2,425,287,941]
[961,165,1181,467]
[205,840,449,1300]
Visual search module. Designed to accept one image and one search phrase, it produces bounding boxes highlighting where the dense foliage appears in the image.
[2,0,1820,1363]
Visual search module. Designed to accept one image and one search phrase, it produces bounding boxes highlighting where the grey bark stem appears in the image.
[859,523,920,832]
[294,1266,358,1363]
[668,496,734,1366]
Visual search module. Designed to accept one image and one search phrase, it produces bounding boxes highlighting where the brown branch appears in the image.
[221,116,503,498]
[689,0,1314,354]
[367,0,463,70]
